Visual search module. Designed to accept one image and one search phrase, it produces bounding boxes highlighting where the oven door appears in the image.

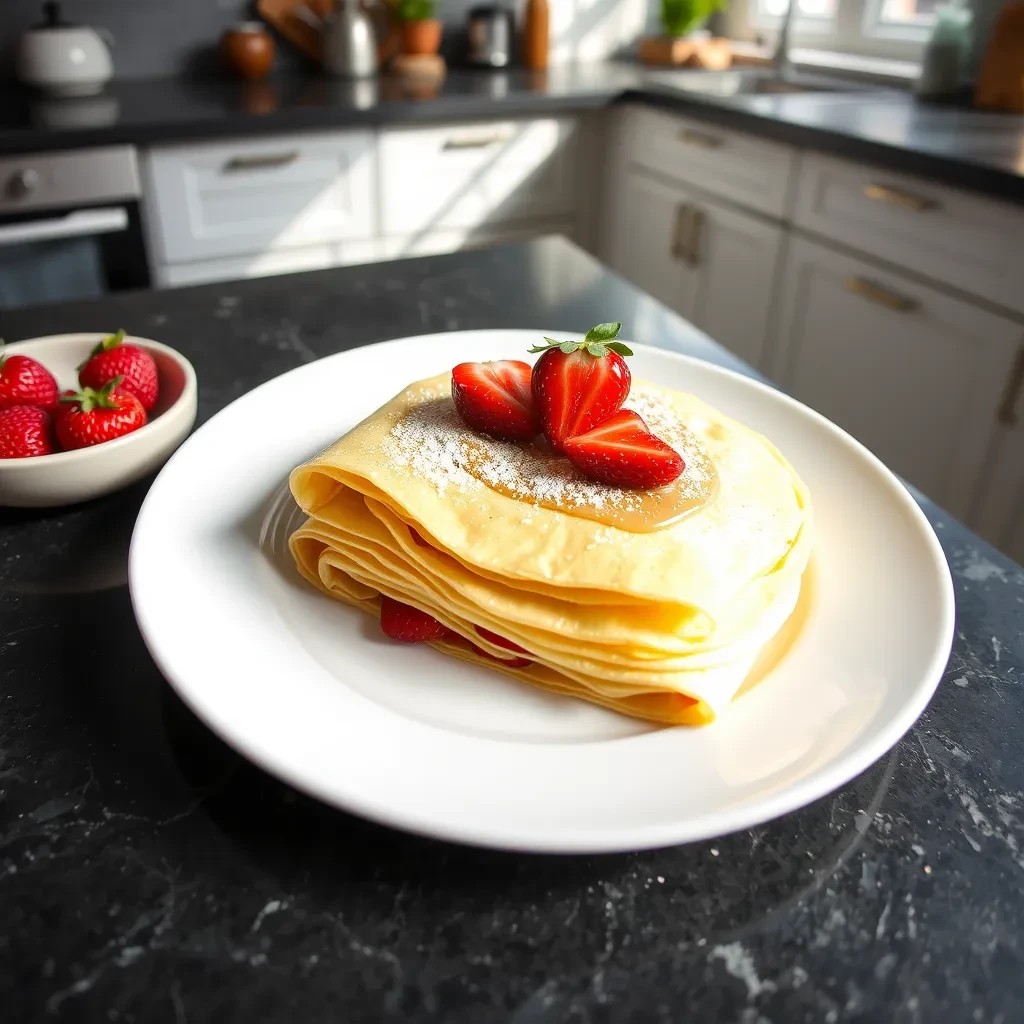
[0,201,149,310]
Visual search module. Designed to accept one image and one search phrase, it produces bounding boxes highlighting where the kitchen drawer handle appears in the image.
[863,183,938,212]
[670,203,706,267]
[442,133,512,150]
[997,345,1024,427]
[845,276,920,313]
[679,128,724,150]
[224,151,301,172]
[671,203,690,262]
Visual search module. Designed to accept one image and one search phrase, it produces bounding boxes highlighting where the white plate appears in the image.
[130,331,954,853]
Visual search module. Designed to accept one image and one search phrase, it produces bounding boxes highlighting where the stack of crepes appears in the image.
[289,371,812,726]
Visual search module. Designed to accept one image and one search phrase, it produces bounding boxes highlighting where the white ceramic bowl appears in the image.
[1,333,198,508]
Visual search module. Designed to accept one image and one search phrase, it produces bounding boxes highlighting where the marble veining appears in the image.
[1,239,1022,1022]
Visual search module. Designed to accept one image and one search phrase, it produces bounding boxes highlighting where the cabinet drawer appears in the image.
[141,132,376,264]
[773,236,1021,520]
[624,104,797,219]
[793,153,1024,316]
[378,118,578,235]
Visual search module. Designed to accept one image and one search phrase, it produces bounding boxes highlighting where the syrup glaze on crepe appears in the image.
[389,385,718,533]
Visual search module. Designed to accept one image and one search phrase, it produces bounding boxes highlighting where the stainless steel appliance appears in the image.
[0,145,148,310]
[466,4,514,68]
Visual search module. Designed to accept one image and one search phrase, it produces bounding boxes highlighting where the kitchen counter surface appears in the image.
[1,62,1023,203]
[2,237,1023,1023]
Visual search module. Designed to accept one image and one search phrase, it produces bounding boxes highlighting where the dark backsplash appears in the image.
[0,0,501,81]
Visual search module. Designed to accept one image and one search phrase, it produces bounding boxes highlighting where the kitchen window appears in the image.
[734,0,935,61]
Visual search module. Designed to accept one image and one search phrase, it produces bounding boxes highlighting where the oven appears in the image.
[0,145,149,311]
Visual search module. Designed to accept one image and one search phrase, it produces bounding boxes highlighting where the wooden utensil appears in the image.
[974,2,1024,112]
[637,36,732,70]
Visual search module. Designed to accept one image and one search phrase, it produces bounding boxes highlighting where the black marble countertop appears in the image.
[2,237,1023,1023]
[1,62,1023,204]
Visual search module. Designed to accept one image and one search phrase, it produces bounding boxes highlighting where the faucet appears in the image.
[772,0,795,78]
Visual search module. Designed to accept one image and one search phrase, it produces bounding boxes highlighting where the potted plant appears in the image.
[660,0,727,38]
[394,0,442,56]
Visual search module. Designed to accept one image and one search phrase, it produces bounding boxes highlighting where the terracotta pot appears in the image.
[400,18,442,57]
[221,22,275,81]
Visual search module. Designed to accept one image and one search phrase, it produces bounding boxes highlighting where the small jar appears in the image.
[221,22,275,81]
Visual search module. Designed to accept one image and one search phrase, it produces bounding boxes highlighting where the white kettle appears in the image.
[17,1,114,97]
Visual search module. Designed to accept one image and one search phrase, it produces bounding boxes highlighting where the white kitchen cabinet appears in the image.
[794,153,1024,318]
[377,118,578,237]
[968,344,1024,566]
[603,168,783,369]
[773,236,1023,522]
[618,103,798,220]
[141,130,377,266]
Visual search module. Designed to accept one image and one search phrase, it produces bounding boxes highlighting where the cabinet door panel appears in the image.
[774,236,1020,520]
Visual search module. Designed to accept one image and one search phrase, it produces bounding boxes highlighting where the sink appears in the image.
[655,69,853,98]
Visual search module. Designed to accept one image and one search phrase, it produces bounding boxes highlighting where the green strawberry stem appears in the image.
[527,322,633,359]
[59,375,126,413]
[77,329,126,370]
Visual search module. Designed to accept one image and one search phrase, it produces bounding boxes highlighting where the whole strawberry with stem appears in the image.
[57,376,147,451]
[0,346,59,411]
[0,405,55,458]
[78,330,159,411]
[529,322,633,451]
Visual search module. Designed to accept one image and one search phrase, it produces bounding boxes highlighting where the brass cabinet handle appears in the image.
[863,183,939,212]
[671,202,690,262]
[997,345,1024,427]
[845,276,920,313]
[670,203,706,267]
[683,206,705,268]
[224,151,300,172]
[442,133,512,150]
[680,127,724,150]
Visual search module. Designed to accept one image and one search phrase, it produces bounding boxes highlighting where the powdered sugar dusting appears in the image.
[384,386,715,519]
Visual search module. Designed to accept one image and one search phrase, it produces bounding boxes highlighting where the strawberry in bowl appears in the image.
[0,332,197,508]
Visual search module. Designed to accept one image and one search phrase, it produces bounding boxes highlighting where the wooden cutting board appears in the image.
[974,1,1024,112]
[257,0,399,66]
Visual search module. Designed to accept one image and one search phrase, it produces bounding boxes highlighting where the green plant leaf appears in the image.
[660,0,727,38]
[559,341,577,354]
[606,341,634,357]
[584,322,622,344]
[585,342,608,357]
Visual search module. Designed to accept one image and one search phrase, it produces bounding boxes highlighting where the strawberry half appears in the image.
[563,410,684,490]
[529,323,632,451]
[379,596,449,643]
[451,359,537,440]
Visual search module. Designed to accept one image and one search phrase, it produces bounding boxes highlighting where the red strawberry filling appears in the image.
[379,597,449,643]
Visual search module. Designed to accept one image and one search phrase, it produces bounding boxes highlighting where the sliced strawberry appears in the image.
[379,596,448,643]
[476,626,529,655]
[528,323,632,451]
[451,359,537,440]
[563,410,684,490]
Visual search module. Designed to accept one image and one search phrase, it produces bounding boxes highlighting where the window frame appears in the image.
[730,0,932,61]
